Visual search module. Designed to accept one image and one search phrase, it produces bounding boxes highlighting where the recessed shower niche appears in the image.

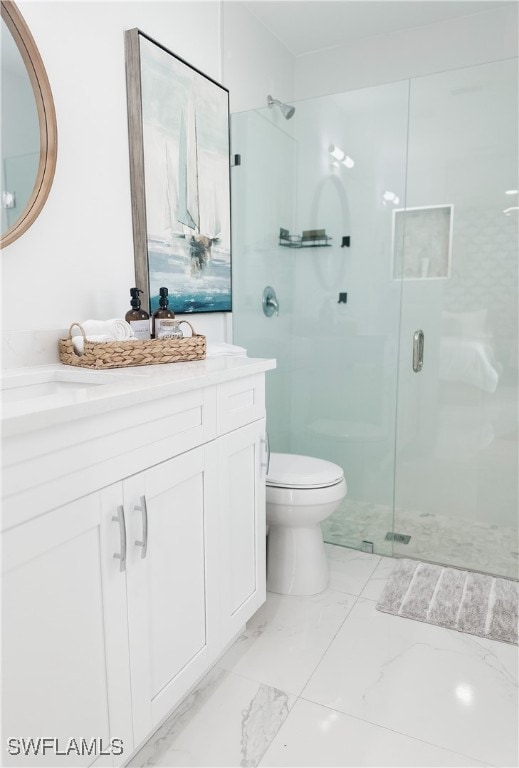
[392,204,453,280]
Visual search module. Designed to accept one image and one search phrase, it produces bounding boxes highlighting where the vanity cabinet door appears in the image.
[218,418,267,640]
[1,491,133,767]
[124,446,219,746]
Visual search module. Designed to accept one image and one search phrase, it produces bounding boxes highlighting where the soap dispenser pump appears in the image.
[125,287,150,340]
[152,287,175,338]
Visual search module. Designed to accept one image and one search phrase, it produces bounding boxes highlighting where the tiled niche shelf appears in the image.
[392,204,453,280]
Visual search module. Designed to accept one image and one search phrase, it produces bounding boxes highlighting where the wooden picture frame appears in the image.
[125,28,232,314]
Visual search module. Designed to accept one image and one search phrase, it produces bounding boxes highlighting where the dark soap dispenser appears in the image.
[151,287,175,338]
[125,287,150,340]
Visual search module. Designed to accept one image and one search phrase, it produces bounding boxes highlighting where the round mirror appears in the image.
[1,0,57,248]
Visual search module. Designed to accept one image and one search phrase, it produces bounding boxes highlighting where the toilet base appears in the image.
[267,523,328,596]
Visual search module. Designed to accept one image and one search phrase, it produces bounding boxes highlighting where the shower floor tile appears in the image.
[322,499,519,579]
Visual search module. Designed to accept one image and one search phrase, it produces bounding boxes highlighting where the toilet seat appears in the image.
[266,453,344,489]
[266,477,347,508]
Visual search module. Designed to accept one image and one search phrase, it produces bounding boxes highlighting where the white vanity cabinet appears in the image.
[1,491,133,767]
[216,373,268,638]
[1,361,273,766]
[119,445,220,746]
[218,420,267,639]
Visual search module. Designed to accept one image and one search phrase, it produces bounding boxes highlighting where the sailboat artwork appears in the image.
[172,100,222,277]
[139,35,231,314]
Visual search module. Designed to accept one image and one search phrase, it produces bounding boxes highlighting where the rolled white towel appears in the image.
[206,342,247,357]
[81,318,134,340]
[71,319,136,355]
[72,334,112,355]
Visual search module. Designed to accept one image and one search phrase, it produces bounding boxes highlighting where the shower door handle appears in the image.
[412,330,424,373]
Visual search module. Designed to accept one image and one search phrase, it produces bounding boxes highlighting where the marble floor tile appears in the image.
[302,598,518,767]
[218,588,356,696]
[325,543,381,596]
[359,555,397,601]
[129,547,517,768]
[259,699,489,767]
[129,666,296,768]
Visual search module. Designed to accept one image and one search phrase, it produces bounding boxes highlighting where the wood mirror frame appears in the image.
[1,0,57,248]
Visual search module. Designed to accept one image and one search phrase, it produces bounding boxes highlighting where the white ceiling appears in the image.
[242,1,515,56]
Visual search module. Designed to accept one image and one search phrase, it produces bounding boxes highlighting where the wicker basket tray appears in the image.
[59,321,206,369]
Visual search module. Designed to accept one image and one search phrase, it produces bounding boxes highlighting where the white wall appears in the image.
[221,1,295,114]
[1,0,292,367]
[1,1,225,364]
[295,4,519,100]
[5,2,513,366]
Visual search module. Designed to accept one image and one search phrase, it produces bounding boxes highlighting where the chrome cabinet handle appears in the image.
[134,495,148,559]
[261,432,270,474]
[413,330,424,373]
[112,505,127,572]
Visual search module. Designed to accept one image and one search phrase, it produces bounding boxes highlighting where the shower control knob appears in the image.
[262,286,279,317]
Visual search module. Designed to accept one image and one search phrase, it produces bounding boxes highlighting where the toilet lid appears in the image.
[266,453,344,489]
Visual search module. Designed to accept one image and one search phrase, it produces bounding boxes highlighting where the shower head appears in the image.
[267,94,295,120]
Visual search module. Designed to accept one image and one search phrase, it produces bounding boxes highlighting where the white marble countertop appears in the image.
[1,357,276,437]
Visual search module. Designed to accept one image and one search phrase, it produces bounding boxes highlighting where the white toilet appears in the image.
[266,453,347,596]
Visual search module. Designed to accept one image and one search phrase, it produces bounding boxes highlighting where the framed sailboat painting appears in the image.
[125,29,232,314]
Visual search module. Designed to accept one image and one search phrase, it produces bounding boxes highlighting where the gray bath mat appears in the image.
[377,559,518,645]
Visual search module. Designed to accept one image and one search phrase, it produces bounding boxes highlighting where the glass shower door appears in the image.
[393,59,519,578]
[232,81,410,557]
[231,107,298,453]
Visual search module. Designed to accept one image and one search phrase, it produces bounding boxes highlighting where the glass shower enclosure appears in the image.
[231,58,518,580]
